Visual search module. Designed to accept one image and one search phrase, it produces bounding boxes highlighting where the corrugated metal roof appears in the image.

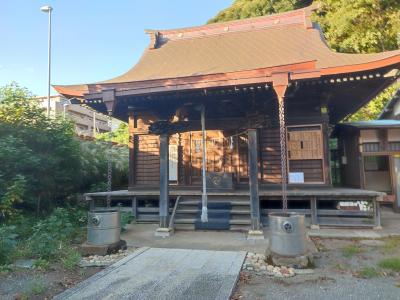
[339,120,400,129]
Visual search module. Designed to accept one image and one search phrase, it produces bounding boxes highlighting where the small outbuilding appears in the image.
[335,120,400,211]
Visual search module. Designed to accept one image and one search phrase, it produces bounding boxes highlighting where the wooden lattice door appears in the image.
[287,125,325,183]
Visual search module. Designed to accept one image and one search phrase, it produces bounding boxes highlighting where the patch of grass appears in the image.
[0,264,13,274]
[334,263,348,271]
[34,258,50,271]
[359,266,380,279]
[382,237,400,254]
[378,258,400,272]
[61,247,81,270]
[342,245,363,258]
[23,278,46,297]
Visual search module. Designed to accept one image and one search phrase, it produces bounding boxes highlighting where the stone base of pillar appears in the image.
[247,230,264,240]
[373,226,383,230]
[310,224,320,230]
[155,227,173,238]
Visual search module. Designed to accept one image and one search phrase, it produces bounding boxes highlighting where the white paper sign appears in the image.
[289,172,304,183]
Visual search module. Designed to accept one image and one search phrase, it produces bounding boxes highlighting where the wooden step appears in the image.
[180,200,250,206]
[176,209,251,215]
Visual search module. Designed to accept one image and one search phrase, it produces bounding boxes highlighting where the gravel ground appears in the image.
[234,272,400,300]
[232,237,400,300]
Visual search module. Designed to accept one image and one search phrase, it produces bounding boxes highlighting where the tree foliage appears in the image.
[347,82,400,121]
[209,0,400,121]
[96,122,129,145]
[314,0,400,54]
[0,83,129,220]
[0,83,81,216]
[208,0,312,23]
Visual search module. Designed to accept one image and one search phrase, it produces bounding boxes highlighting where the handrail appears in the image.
[169,196,182,230]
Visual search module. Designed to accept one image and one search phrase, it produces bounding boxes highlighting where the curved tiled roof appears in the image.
[54,6,400,97]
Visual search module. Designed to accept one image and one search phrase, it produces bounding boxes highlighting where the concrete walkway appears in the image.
[54,247,246,300]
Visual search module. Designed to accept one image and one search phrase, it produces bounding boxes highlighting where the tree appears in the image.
[209,0,400,121]
[209,0,400,54]
[208,0,312,23]
[0,83,81,217]
[314,0,400,54]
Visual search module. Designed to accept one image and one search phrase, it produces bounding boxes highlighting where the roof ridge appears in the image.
[145,5,317,46]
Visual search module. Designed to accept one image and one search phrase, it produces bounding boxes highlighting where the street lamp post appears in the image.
[40,5,53,118]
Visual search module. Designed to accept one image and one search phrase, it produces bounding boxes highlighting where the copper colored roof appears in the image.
[54,6,400,98]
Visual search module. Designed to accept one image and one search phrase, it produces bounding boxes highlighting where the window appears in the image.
[364,156,389,172]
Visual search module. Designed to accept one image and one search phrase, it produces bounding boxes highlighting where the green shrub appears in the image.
[0,225,18,265]
[378,258,400,272]
[27,208,85,260]
[121,212,134,232]
[0,175,26,220]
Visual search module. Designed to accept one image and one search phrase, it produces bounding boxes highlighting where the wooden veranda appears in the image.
[85,186,384,230]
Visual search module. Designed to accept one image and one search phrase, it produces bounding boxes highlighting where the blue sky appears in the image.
[0,0,232,96]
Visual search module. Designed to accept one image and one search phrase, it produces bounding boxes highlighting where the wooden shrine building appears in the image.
[54,6,400,234]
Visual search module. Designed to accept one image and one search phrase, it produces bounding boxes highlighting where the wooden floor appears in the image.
[85,186,384,198]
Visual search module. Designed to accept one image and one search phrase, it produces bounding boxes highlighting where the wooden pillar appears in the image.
[392,155,400,212]
[373,197,382,229]
[158,133,170,229]
[321,111,332,186]
[310,196,319,229]
[131,196,137,220]
[248,129,261,231]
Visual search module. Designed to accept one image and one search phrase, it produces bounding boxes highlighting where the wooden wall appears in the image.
[128,104,330,187]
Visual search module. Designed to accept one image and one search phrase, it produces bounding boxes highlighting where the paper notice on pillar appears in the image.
[289,172,304,183]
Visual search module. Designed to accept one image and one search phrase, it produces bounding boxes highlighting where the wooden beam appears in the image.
[102,89,116,113]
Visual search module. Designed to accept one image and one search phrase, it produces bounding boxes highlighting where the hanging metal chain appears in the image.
[278,97,288,211]
[106,112,113,208]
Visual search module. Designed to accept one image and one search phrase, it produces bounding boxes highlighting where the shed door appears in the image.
[169,145,178,182]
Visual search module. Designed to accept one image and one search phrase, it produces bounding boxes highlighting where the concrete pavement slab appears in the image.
[53,247,246,300]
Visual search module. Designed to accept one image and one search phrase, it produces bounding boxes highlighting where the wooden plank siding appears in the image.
[129,123,328,187]
[135,135,160,185]
[260,127,282,184]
